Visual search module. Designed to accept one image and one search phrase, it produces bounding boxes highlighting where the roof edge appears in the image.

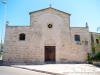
[29,7,71,16]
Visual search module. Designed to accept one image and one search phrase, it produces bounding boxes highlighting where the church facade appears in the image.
[3,7,95,64]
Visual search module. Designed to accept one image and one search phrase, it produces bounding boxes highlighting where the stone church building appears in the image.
[3,7,94,64]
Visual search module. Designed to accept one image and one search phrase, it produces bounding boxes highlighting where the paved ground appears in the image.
[0,64,100,75]
[13,64,100,75]
[0,66,51,75]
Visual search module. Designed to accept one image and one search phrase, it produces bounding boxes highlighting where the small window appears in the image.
[96,39,99,44]
[74,35,80,41]
[19,33,25,41]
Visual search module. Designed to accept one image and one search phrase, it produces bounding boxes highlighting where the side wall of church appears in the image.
[3,26,44,64]
[70,27,91,62]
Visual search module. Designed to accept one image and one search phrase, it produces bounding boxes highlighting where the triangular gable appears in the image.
[29,7,71,16]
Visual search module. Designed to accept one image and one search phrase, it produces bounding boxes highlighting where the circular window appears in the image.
[48,24,53,28]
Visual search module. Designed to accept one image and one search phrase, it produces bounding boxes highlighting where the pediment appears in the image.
[29,7,71,16]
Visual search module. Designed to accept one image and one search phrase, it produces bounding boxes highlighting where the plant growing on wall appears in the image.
[92,35,100,61]
[87,53,93,64]
[93,52,100,61]
[91,35,100,54]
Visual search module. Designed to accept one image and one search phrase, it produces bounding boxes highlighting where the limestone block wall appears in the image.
[70,27,91,62]
[3,26,44,64]
[29,8,72,63]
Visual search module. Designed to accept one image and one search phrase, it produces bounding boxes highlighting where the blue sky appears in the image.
[0,0,100,42]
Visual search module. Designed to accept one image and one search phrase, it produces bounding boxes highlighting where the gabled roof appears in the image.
[29,7,71,16]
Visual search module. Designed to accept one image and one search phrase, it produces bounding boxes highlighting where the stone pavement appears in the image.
[0,66,51,75]
[12,64,100,75]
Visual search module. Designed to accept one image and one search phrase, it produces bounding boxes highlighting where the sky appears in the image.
[0,0,100,42]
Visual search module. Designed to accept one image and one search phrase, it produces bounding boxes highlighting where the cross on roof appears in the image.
[49,0,52,7]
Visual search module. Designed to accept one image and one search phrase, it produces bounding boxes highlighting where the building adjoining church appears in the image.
[3,7,100,64]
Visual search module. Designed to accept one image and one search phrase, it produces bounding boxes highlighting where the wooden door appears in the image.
[45,46,55,62]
